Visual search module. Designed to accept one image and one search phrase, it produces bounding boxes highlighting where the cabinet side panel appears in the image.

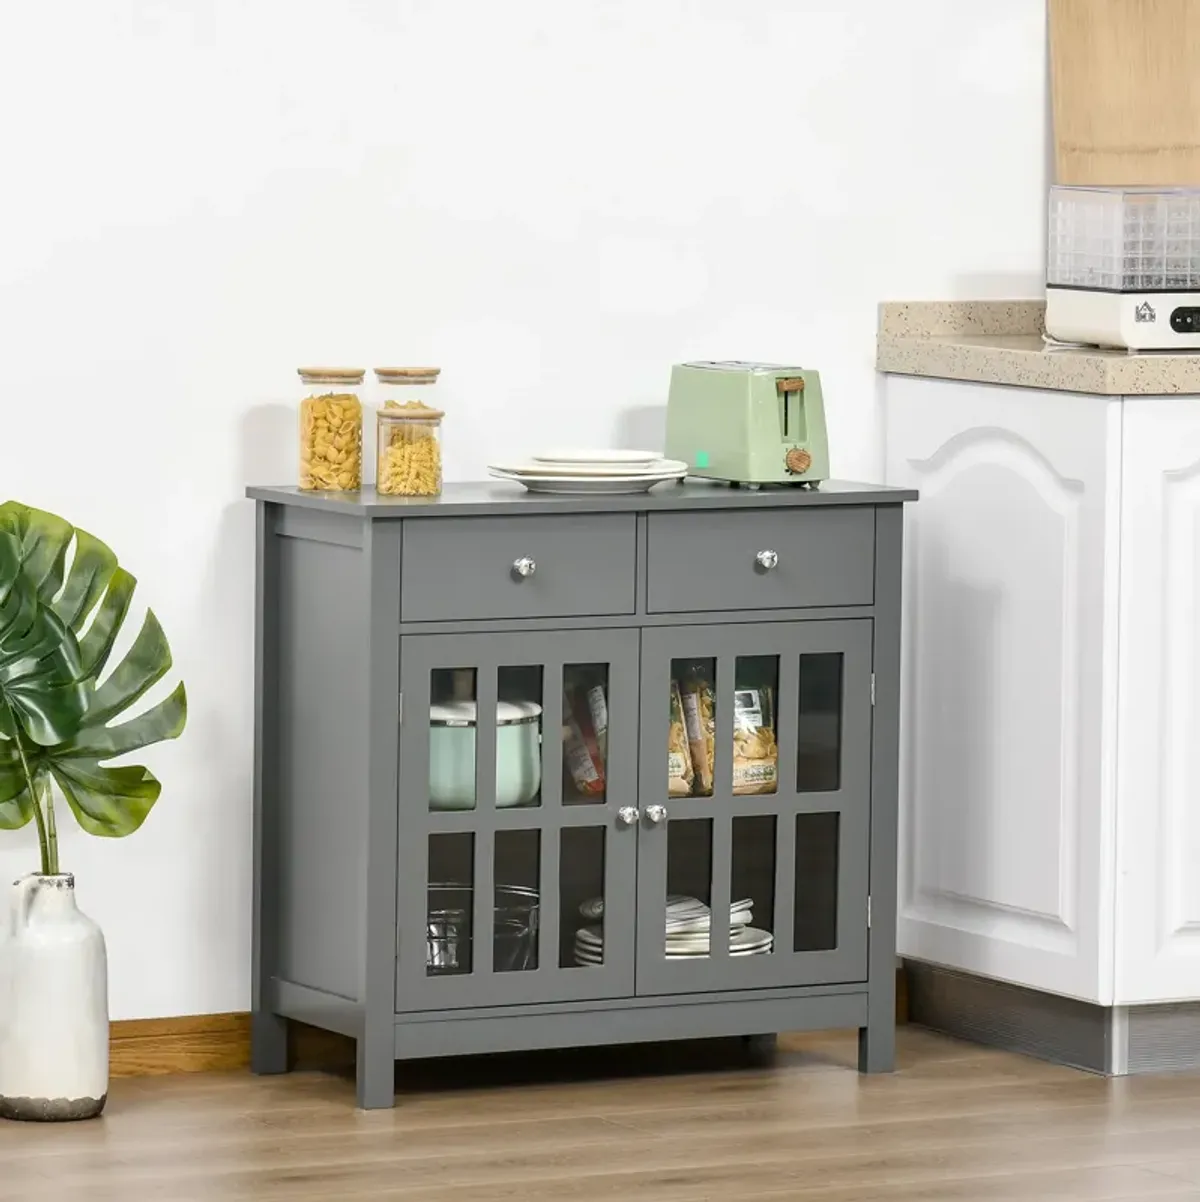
[861,504,903,1070]
[274,535,367,999]
[252,502,287,1071]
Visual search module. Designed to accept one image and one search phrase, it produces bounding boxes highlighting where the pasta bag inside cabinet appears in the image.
[668,680,695,798]
[679,665,716,796]
[732,679,778,796]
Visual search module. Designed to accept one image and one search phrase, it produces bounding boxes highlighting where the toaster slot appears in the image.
[777,378,807,442]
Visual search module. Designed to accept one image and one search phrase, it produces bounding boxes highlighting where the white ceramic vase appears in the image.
[0,873,109,1121]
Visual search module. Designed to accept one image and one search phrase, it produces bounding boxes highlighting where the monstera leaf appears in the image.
[0,502,187,853]
[0,529,87,749]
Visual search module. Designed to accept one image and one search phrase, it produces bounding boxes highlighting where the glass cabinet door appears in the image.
[636,620,873,994]
[395,630,639,1011]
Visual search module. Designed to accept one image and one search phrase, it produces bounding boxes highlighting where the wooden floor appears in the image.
[5,1027,1200,1201]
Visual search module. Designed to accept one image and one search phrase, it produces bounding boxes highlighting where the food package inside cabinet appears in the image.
[668,680,694,797]
[679,666,715,796]
[732,684,778,795]
[563,675,608,798]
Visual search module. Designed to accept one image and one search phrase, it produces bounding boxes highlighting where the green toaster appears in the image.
[664,360,829,487]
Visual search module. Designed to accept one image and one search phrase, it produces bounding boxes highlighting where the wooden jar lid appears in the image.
[375,367,441,385]
[298,367,366,385]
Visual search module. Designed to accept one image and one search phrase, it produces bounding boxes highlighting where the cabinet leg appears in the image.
[251,1010,290,1075]
[742,1034,778,1066]
[858,1020,895,1074]
[355,1037,396,1110]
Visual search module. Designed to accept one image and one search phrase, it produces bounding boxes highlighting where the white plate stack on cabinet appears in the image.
[878,299,1200,1074]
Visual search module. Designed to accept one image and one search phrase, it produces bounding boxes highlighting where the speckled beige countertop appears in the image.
[876,300,1200,395]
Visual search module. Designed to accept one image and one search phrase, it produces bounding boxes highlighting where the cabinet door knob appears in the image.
[616,805,639,826]
[512,556,537,578]
[755,549,779,571]
[644,803,668,825]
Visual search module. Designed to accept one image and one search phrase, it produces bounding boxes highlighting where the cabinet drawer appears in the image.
[401,514,637,621]
[646,508,875,613]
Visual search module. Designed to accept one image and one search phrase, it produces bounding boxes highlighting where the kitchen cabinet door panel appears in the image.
[885,375,1117,1004]
[636,621,873,995]
[1117,399,1200,1004]
[395,630,639,1011]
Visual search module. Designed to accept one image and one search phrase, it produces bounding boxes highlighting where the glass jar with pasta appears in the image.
[297,368,364,492]
[374,367,444,497]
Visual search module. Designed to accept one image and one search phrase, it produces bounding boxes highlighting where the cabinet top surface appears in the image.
[247,479,916,517]
[877,299,1200,396]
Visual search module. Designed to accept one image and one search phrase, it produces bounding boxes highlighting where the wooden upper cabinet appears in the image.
[1050,0,1200,185]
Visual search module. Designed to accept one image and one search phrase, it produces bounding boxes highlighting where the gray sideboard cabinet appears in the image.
[246,480,916,1109]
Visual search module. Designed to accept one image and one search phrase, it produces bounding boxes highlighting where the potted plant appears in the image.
[0,502,186,1121]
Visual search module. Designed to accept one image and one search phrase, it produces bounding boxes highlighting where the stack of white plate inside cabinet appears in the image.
[488,449,688,495]
[572,894,774,964]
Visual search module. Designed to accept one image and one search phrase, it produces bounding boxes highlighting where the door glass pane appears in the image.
[429,667,477,812]
[665,818,714,959]
[497,665,543,809]
[562,664,609,806]
[731,815,776,957]
[426,832,474,976]
[670,658,716,798]
[794,813,839,952]
[733,656,779,797]
[564,826,607,968]
[494,829,540,972]
[797,653,844,793]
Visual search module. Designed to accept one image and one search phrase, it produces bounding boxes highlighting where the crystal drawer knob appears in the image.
[756,549,779,570]
[644,804,668,825]
[617,806,639,826]
[512,556,537,578]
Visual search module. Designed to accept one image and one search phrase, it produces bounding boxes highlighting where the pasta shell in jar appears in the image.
[374,368,444,497]
[298,368,365,492]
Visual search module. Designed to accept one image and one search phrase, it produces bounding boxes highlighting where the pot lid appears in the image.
[430,699,543,725]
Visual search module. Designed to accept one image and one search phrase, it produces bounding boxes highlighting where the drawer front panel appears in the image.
[646,508,875,613]
[401,514,637,621]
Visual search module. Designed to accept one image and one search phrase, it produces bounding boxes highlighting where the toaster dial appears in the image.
[785,447,813,475]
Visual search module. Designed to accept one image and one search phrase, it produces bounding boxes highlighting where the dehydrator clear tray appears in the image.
[1048,185,1200,292]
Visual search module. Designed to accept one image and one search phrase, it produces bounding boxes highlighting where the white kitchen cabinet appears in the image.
[885,376,1121,1004]
[1116,400,1200,1005]
[887,377,1200,1010]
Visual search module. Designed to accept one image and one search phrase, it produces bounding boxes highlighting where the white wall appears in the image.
[0,0,1048,1020]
